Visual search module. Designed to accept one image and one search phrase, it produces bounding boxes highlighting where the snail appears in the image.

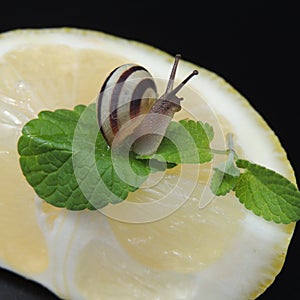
[96,54,198,156]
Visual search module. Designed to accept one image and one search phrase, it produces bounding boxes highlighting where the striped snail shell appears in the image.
[97,54,198,156]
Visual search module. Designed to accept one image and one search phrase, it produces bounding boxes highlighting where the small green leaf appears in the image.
[234,159,300,223]
[153,120,213,164]
[211,169,239,196]
[200,121,214,142]
[18,104,152,210]
[210,150,240,196]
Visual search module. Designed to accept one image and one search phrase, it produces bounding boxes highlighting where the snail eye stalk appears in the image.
[163,54,198,101]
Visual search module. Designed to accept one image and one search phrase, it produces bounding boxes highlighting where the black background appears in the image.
[0,1,299,299]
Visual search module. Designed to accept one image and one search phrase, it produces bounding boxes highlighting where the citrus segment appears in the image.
[0,152,48,274]
[110,186,245,272]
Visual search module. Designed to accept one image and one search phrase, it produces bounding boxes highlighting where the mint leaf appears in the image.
[18,105,213,211]
[73,105,151,208]
[18,104,151,210]
[211,170,238,196]
[19,103,300,223]
[152,120,213,164]
[18,105,93,210]
[201,121,214,142]
[234,159,300,223]
[211,150,240,196]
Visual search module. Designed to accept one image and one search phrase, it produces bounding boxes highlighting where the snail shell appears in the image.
[97,55,198,155]
[97,64,157,148]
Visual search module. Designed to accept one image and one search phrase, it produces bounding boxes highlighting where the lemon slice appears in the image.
[0,28,297,299]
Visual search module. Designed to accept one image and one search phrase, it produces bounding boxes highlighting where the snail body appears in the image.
[97,55,198,155]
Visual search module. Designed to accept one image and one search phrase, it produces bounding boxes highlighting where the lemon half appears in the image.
[0,28,297,299]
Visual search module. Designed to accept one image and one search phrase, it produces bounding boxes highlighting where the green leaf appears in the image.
[234,159,300,223]
[18,105,93,210]
[152,120,213,164]
[17,101,300,224]
[18,104,151,210]
[210,150,240,196]
[18,104,214,211]
[211,169,239,196]
[200,121,214,142]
